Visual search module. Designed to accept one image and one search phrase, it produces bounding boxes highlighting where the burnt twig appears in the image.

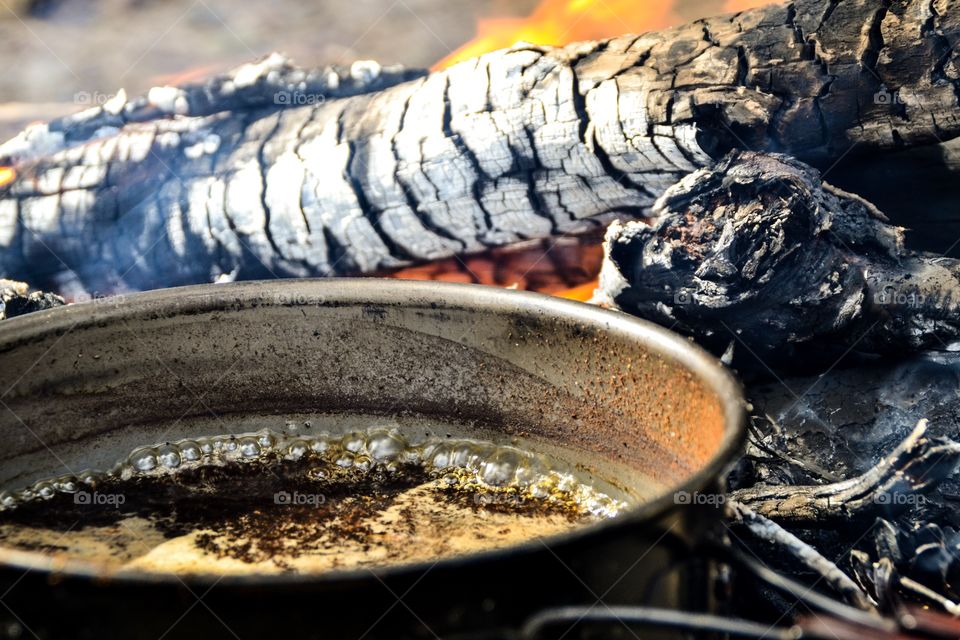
[730,420,960,525]
[898,576,960,616]
[729,501,878,612]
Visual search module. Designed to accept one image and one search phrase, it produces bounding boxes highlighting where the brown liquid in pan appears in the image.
[0,428,632,575]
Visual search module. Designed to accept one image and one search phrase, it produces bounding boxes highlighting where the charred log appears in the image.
[596,150,960,369]
[1,0,958,293]
[827,138,960,258]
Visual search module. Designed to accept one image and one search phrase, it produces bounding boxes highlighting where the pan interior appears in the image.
[0,415,642,575]
[0,280,741,579]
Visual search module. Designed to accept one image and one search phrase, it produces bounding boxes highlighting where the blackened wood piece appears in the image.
[597,150,960,368]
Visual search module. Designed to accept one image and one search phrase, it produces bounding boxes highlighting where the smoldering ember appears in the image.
[1,0,960,637]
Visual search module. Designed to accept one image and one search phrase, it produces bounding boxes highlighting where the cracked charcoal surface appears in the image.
[1,0,958,294]
[597,150,960,370]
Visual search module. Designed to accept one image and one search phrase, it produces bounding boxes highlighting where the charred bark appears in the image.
[1,0,958,293]
[827,138,960,257]
[596,150,960,369]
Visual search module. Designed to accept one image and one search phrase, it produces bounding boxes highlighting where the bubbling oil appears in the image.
[0,427,631,575]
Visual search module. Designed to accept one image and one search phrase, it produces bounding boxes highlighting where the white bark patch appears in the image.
[224,161,269,254]
[20,194,61,235]
[161,181,187,258]
[147,86,189,115]
[115,128,156,164]
[0,200,17,247]
[232,52,287,88]
[0,124,65,163]
[265,151,311,265]
[204,178,245,267]
[60,189,97,246]
[301,120,392,272]
[184,134,221,159]
[182,179,219,256]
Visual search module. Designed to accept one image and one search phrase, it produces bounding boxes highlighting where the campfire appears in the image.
[1,0,960,638]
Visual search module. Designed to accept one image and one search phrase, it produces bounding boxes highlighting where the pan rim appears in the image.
[0,278,747,586]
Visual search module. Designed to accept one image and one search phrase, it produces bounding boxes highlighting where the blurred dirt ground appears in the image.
[0,0,726,138]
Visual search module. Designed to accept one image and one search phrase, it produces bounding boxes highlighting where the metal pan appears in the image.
[0,279,746,639]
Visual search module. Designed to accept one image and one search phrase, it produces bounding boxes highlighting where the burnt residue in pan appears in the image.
[0,431,625,574]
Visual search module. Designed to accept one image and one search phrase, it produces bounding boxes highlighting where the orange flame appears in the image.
[0,167,14,188]
[555,280,598,301]
[434,0,679,70]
